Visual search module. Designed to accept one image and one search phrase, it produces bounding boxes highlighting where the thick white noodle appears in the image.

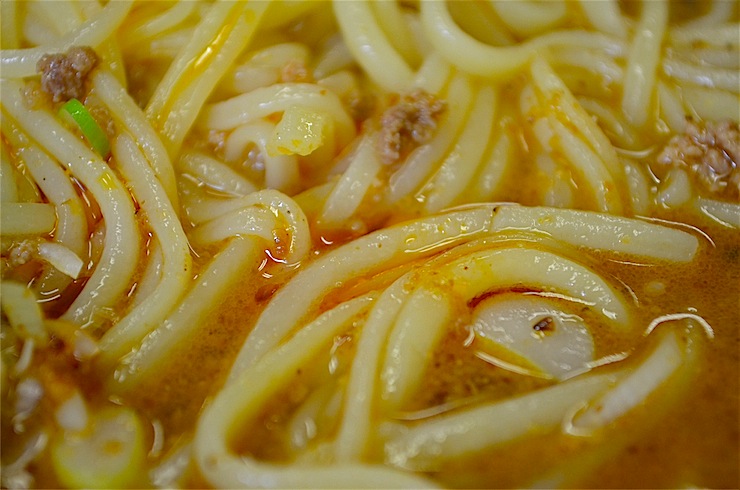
[25,0,82,38]
[178,152,258,197]
[547,115,620,212]
[229,206,498,378]
[420,0,534,78]
[0,1,132,78]
[550,47,624,83]
[421,1,624,79]
[201,83,356,148]
[320,134,381,226]
[576,97,638,150]
[657,81,693,133]
[380,286,451,412]
[422,85,497,213]
[92,71,179,209]
[195,294,437,488]
[695,198,740,228]
[389,74,474,202]
[467,132,514,202]
[1,80,140,327]
[9,142,87,259]
[621,158,652,215]
[2,131,87,294]
[680,85,740,122]
[0,154,18,205]
[0,0,20,49]
[578,0,627,39]
[568,327,692,433]
[189,206,279,249]
[371,1,423,69]
[530,57,623,181]
[122,1,197,48]
[669,23,739,48]
[96,134,192,369]
[128,238,164,310]
[675,0,736,29]
[146,2,269,156]
[112,236,261,390]
[112,191,309,385]
[663,58,740,92]
[334,279,412,460]
[224,43,309,94]
[491,1,567,37]
[2,117,88,294]
[491,206,699,263]
[411,53,453,95]
[385,371,620,470]
[621,2,668,127]
[333,0,415,92]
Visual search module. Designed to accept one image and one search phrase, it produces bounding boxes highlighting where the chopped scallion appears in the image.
[59,98,110,158]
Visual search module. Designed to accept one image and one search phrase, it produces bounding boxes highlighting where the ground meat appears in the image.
[377,90,446,165]
[656,119,740,198]
[36,46,99,103]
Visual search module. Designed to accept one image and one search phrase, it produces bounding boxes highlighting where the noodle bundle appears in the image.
[1,1,738,488]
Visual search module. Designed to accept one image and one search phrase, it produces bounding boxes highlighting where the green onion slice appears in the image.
[59,98,110,158]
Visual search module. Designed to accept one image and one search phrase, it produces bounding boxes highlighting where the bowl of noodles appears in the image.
[1,1,738,488]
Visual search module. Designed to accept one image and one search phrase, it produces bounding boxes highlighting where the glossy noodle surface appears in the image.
[1,1,738,488]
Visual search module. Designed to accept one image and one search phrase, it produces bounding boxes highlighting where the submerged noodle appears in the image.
[1,1,738,489]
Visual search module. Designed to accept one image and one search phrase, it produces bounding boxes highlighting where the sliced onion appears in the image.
[55,391,88,432]
[0,283,47,342]
[37,241,85,279]
[471,293,595,380]
[51,406,147,489]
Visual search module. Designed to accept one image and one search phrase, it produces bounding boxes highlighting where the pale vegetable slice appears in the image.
[37,241,84,279]
[270,106,331,156]
[0,282,47,342]
[54,391,88,432]
[471,294,595,380]
[51,406,147,489]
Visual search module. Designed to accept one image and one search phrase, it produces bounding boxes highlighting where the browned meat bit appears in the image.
[378,89,446,165]
[656,119,740,198]
[36,46,99,103]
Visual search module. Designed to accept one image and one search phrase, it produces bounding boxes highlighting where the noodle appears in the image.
[1,1,738,489]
